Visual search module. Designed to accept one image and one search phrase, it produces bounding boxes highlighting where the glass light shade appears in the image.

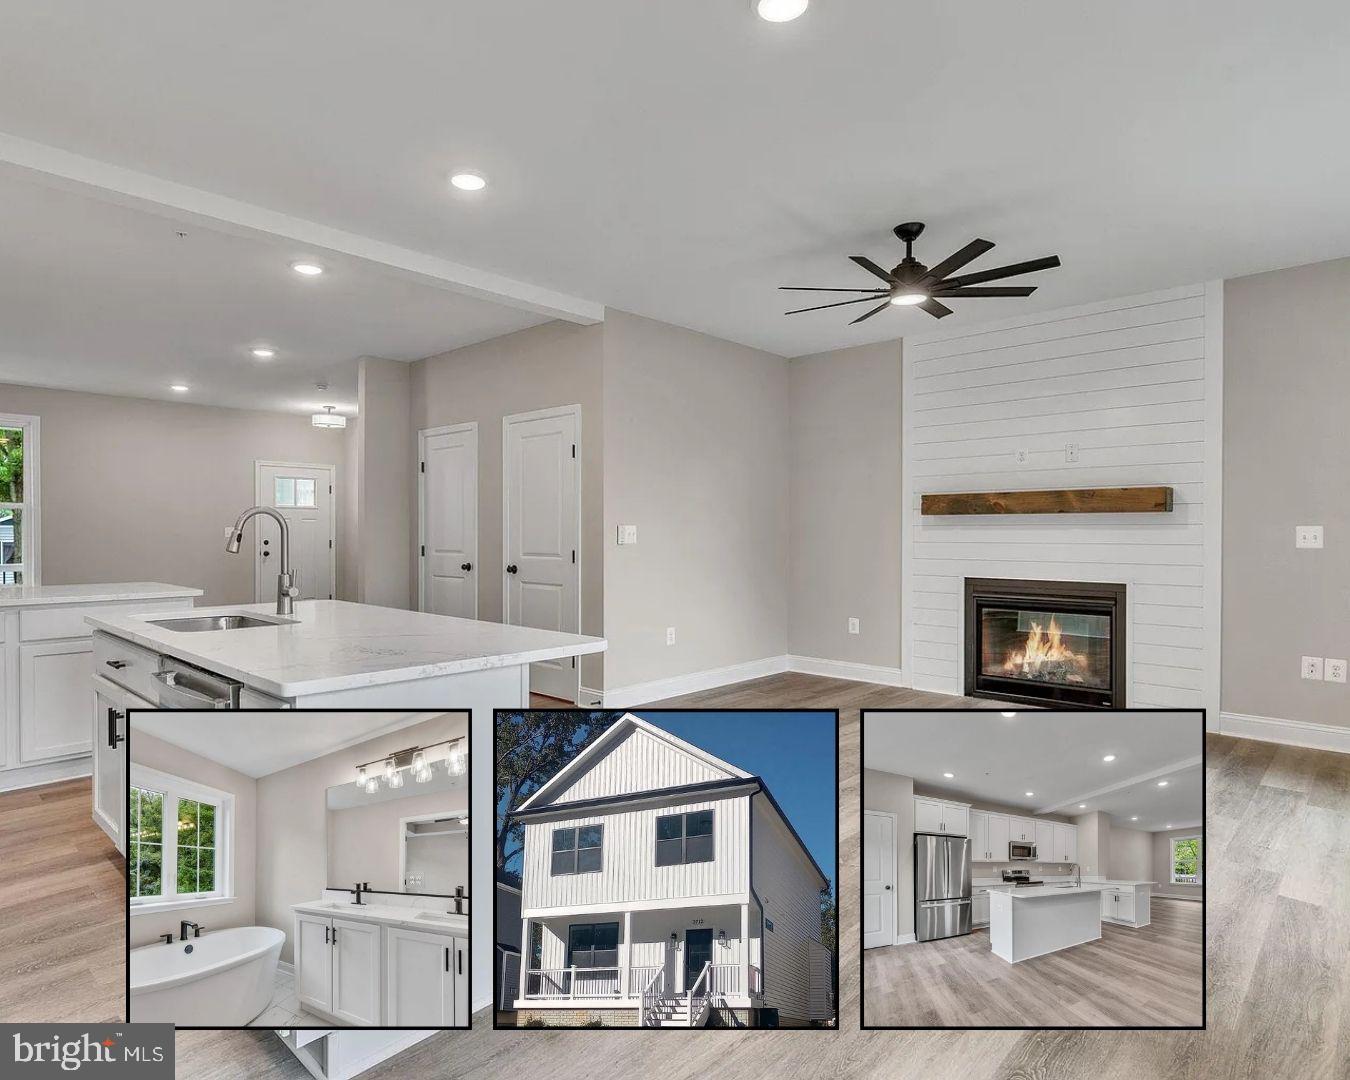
[387,769,404,789]
[355,765,367,789]
[363,777,379,794]
[413,765,432,784]
[312,406,347,429]
[448,746,466,775]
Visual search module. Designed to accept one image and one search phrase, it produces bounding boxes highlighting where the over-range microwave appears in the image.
[1009,840,1037,861]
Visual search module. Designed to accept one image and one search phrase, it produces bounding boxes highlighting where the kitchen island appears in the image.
[988,883,1113,963]
[88,597,606,1022]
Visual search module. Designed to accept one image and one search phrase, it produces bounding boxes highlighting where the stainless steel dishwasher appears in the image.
[151,655,244,709]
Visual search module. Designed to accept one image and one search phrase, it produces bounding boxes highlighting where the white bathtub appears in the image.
[130,926,284,1026]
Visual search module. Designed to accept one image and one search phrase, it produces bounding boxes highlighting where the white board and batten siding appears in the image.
[901,283,1223,714]
[521,794,750,915]
[750,797,828,1024]
[547,725,731,805]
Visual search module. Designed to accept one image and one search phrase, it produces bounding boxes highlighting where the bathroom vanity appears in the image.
[0,582,199,795]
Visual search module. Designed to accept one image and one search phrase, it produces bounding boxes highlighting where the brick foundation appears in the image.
[516,1008,639,1028]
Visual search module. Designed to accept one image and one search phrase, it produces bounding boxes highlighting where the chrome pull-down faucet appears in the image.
[225,506,299,615]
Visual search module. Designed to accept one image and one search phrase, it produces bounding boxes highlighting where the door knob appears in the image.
[884,884,892,890]
[506,564,518,574]
[262,550,270,558]
[461,562,472,572]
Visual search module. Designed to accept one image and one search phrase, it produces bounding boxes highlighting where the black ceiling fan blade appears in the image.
[849,300,893,324]
[920,239,995,285]
[933,286,1038,297]
[849,255,898,283]
[919,298,954,319]
[939,255,1061,289]
[786,295,891,315]
[778,286,890,293]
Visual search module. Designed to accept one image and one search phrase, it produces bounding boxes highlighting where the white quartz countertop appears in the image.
[977,877,1156,888]
[86,598,607,698]
[997,883,1115,900]
[0,582,202,608]
[292,899,469,935]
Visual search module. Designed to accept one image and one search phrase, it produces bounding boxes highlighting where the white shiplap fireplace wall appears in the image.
[901,283,1223,714]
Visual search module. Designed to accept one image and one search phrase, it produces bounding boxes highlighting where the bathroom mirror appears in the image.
[325,738,469,897]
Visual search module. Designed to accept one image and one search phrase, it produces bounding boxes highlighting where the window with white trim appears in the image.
[1170,835,1201,885]
[129,766,234,911]
[0,414,38,585]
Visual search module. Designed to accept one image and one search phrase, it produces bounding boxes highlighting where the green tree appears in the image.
[819,886,837,953]
[495,711,619,876]
[1173,837,1200,877]
[0,428,23,504]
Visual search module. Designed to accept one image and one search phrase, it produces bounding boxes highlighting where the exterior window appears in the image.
[567,923,619,969]
[0,415,38,585]
[1170,836,1201,884]
[655,810,714,866]
[129,767,232,910]
[550,824,603,876]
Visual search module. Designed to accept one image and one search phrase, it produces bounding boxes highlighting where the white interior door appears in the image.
[419,424,478,619]
[863,810,897,949]
[255,462,335,602]
[503,406,580,702]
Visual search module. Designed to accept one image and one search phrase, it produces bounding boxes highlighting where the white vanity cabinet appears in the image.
[386,926,468,1027]
[295,913,383,1027]
[914,795,969,836]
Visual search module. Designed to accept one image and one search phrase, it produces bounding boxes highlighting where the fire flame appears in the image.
[1002,615,1088,680]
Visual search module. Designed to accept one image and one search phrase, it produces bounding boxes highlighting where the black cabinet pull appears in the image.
[107,708,125,749]
[460,562,472,572]
[505,563,518,574]
[444,946,449,973]
[105,659,128,670]
[457,949,463,976]
[324,925,329,944]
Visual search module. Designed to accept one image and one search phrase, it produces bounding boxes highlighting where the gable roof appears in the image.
[516,712,751,812]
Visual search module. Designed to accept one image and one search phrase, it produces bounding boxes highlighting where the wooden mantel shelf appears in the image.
[921,486,1174,516]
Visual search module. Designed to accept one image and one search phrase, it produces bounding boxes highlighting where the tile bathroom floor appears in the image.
[249,970,324,1028]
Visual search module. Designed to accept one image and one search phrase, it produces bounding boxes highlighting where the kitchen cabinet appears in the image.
[972,888,990,926]
[914,796,969,837]
[90,675,153,853]
[386,926,468,1027]
[19,639,94,763]
[962,807,1074,863]
[295,913,382,1027]
[970,811,1011,861]
[1054,823,1077,864]
[1100,884,1150,927]
[1007,817,1033,842]
[989,814,1010,861]
[1034,820,1056,859]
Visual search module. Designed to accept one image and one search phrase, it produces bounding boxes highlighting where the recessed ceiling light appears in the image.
[1078,804,1087,809]
[291,261,324,276]
[755,0,808,21]
[1157,780,1169,787]
[1131,816,1139,821]
[1166,824,1173,829]
[942,772,954,779]
[1025,792,1034,797]
[170,384,189,393]
[251,347,276,360]
[890,291,929,307]
[1102,754,1116,762]
[449,172,487,191]
[1001,711,1017,718]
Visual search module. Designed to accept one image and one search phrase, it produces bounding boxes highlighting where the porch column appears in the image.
[741,903,750,998]
[621,910,633,998]
[520,916,531,1002]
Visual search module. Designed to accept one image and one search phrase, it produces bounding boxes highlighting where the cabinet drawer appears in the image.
[92,632,162,703]
[20,599,194,642]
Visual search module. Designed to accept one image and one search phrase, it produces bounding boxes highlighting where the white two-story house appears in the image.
[508,713,833,1028]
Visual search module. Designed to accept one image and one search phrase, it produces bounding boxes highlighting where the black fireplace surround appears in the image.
[964,578,1127,709]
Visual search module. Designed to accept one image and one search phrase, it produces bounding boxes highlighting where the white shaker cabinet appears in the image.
[914,796,970,837]
[385,926,468,1028]
[90,675,153,852]
[1054,823,1078,864]
[988,813,1010,861]
[19,639,95,763]
[1034,820,1056,860]
[295,913,383,1027]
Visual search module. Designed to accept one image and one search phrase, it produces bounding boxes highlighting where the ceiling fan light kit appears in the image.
[781,221,1061,322]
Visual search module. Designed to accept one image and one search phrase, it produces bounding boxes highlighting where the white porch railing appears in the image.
[628,964,664,996]
[706,963,747,996]
[524,967,621,998]
[686,961,712,1027]
[638,968,664,1027]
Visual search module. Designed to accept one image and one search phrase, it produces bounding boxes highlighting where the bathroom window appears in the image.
[0,414,39,585]
[550,824,603,876]
[129,766,234,914]
[655,810,714,866]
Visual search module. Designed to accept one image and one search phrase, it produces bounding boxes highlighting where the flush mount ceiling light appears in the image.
[170,384,189,393]
[449,172,487,191]
[1102,754,1116,762]
[291,261,324,276]
[251,347,276,360]
[755,0,808,21]
[312,405,347,430]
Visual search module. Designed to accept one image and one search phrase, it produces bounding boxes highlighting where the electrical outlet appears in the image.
[1014,448,1029,466]
[848,617,860,635]
[1326,658,1348,684]
[1295,525,1323,549]
[1065,442,1080,463]
[666,626,676,646]
[1302,656,1325,680]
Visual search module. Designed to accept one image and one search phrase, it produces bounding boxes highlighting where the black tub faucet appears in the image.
[179,920,200,941]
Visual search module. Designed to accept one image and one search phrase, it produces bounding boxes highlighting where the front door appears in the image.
[419,423,478,618]
[503,406,580,702]
[862,810,896,949]
[254,462,334,602]
[684,928,713,992]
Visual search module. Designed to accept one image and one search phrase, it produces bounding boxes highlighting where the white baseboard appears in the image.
[787,655,907,688]
[0,758,92,792]
[578,685,605,707]
[603,655,790,708]
[893,932,916,945]
[1216,710,1350,756]
[276,959,295,977]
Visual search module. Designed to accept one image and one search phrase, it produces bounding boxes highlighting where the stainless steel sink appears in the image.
[149,614,283,632]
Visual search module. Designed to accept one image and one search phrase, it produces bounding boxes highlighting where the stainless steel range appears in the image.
[1001,869,1045,888]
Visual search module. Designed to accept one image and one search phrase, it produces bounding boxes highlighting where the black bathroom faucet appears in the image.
[353,881,370,905]
[179,920,202,941]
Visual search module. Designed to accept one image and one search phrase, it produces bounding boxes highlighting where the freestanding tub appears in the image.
[130,926,285,1025]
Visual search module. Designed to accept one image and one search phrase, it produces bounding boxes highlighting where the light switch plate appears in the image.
[665,626,676,646]
[848,617,860,635]
[616,524,638,546]
[1326,658,1347,684]
[1295,525,1324,549]
[1302,656,1325,680]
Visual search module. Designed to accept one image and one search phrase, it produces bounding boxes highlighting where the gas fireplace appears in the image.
[964,578,1126,709]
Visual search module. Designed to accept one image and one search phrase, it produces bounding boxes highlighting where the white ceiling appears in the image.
[864,710,1202,832]
[0,171,547,413]
[3,0,1349,365]
[130,710,451,778]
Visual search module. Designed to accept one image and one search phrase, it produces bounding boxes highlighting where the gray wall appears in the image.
[602,309,790,692]
[1223,258,1350,729]
[409,320,606,693]
[1152,827,1204,900]
[355,357,413,610]
[1,382,349,605]
[863,768,914,940]
[788,341,902,668]
[1108,824,1153,881]
[1072,810,1112,878]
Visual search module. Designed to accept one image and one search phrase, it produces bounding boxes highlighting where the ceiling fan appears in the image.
[781,222,1061,323]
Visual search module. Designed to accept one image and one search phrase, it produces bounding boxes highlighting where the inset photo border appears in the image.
[859,707,1206,1031]
[493,707,840,1031]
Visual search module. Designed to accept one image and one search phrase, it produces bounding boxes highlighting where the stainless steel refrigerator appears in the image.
[914,833,973,942]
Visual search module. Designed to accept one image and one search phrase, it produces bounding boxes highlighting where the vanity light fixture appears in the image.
[363,777,380,794]
[312,406,347,430]
[448,744,467,776]
[355,765,368,790]
[354,737,468,794]
[384,758,397,784]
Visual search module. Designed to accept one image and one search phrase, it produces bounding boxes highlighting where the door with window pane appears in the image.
[255,462,335,602]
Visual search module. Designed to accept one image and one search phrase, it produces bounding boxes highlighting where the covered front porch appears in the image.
[516,903,763,1023]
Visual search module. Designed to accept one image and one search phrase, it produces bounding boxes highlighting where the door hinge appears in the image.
[420,461,425,473]
[329,485,333,494]
[572,656,576,668]
[571,443,576,459]
[571,549,576,564]
[329,539,333,549]
[420,545,426,557]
